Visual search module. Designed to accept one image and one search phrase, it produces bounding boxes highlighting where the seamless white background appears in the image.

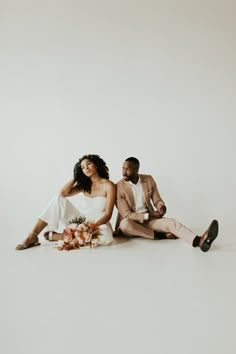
[0,1,235,354]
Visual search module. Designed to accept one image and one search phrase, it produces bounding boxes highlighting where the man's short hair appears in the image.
[125,157,140,168]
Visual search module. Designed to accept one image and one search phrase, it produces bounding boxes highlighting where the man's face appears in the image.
[122,161,138,181]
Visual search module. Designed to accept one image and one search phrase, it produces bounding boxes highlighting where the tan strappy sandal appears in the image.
[16,232,41,250]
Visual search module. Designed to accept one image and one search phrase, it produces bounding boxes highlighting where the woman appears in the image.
[16,155,116,250]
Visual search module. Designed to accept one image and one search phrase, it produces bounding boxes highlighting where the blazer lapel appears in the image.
[140,175,150,209]
[123,180,135,210]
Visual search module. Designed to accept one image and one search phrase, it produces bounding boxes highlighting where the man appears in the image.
[115,157,219,252]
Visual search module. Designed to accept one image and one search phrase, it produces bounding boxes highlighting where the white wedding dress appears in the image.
[38,194,113,245]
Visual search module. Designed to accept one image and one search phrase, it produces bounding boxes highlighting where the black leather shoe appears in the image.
[199,220,219,252]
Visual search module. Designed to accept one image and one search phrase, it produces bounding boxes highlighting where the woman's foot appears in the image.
[44,231,63,241]
[16,232,41,250]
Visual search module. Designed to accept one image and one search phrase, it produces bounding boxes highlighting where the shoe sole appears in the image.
[16,241,41,250]
[200,220,219,252]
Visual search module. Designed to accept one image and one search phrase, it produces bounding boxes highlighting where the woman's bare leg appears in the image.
[16,219,48,250]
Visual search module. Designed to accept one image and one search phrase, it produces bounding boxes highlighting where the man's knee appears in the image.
[168,218,176,225]
[119,218,136,234]
[166,218,180,232]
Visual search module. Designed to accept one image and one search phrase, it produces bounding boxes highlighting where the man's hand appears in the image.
[155,201,167,217]
[148,211,162,220]
[158,205,167,217]
[148,203,167,220]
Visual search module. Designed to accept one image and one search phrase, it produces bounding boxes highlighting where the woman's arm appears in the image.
[60,178,82,197]
[94,181,116,226]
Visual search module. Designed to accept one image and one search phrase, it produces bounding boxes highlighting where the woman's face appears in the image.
[80,159,97,177]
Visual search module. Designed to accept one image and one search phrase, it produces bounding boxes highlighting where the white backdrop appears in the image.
[0,0,235,243]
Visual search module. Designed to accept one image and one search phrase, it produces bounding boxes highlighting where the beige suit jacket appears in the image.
[115,174,165,229]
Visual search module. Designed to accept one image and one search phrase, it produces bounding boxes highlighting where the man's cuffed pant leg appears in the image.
[147,217,196,245]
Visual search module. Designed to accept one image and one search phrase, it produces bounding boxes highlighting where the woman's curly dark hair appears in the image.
[73,154,109,193]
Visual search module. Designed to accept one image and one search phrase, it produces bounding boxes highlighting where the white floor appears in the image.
[1,224,236,354]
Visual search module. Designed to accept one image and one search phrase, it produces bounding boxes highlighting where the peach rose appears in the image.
[74,230,83,241]
[63,233,73,243]
[64,228,73,234]
[77,224,87,231]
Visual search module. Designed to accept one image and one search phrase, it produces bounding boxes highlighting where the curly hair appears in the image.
[73,154,109,193]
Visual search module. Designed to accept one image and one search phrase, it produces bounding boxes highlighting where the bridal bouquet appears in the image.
[57,216,101,251]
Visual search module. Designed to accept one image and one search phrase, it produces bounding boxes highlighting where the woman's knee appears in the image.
[50,194,67,205]
[98,224,113,245]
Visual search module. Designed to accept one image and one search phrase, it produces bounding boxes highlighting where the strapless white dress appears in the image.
[39,194,113,246]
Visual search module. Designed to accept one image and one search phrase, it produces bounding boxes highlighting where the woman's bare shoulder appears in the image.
[103,179,116,190]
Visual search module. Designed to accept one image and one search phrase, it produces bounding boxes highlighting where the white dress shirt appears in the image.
[129,178,149,220]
